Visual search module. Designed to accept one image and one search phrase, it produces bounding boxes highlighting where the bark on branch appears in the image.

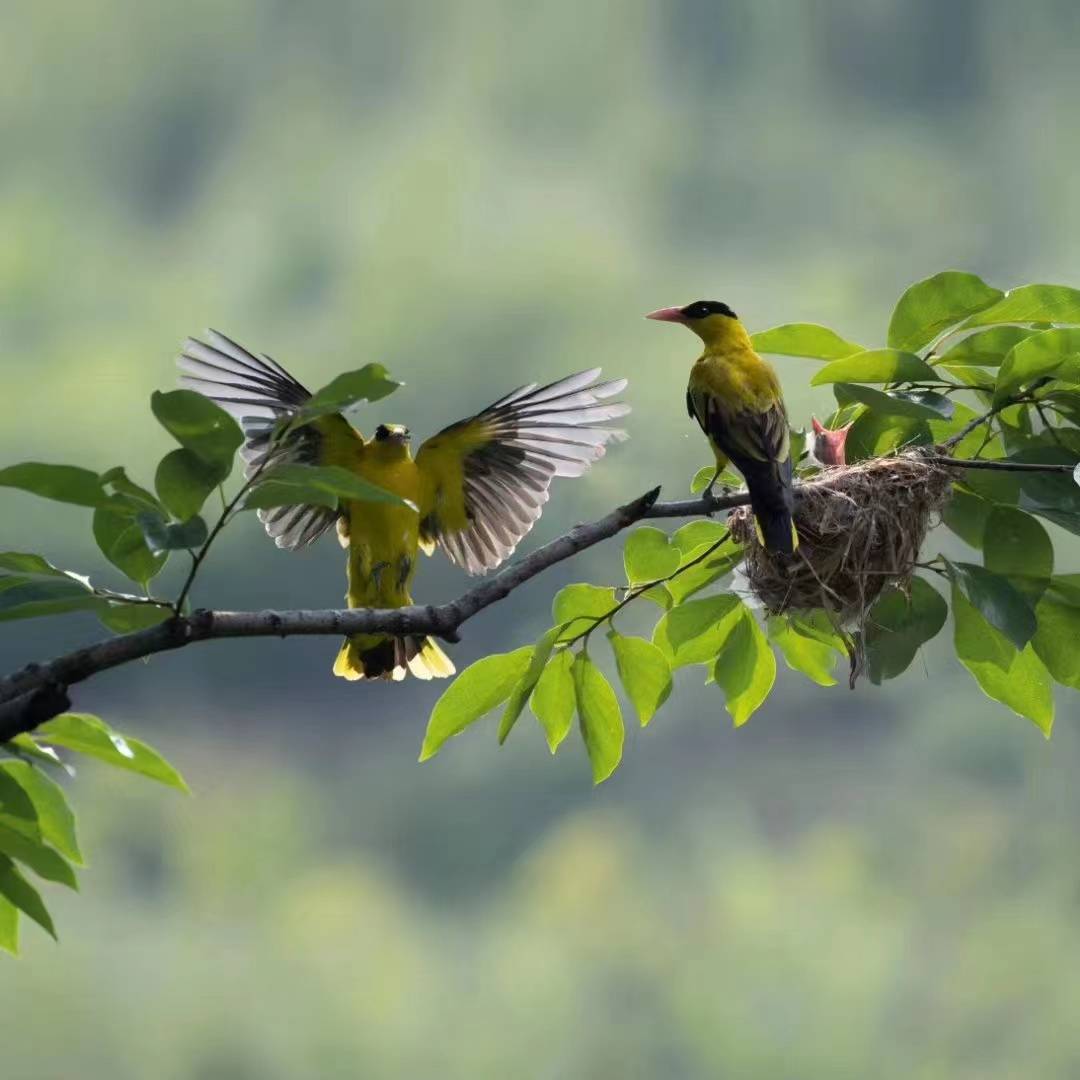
[0,450,1072,742]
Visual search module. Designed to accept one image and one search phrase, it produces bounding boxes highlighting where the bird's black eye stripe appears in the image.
[680,300,738,320]
[375,424,390,440]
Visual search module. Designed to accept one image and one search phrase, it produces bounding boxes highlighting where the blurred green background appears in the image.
[3,1,1080,1076]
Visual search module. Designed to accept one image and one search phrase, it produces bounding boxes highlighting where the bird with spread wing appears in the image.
[178,332,629,681]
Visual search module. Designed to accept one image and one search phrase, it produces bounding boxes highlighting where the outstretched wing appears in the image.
[177,329,363,551]
[415,370,630,575]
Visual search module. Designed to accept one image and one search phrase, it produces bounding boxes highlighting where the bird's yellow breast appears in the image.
[689,345,782,414]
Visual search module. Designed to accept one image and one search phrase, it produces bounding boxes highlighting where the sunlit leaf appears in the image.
[666,540,744,606]
[994,327,1080,405]
[0,463,108,508]
[767,616,838,686]
[844,411,930,462]
[1030,577,1080,690]
[952,586,1053,736]
[623,527,680,586]
[0,761,82,864]
[810,349,938,387]
[671,520,732,555]
[712,606,775,727]
[530,649,575,753]
[243,463,412,511]
[750,323,863,360]
[0,822,77,890]
[864,578,948,684]
[293,364,401,426]
[38,714,188,793]
[609,631,672,727]
[573,653,623,784]
[498,628,562,744]
[100,466,163,514]
[96,602,172,634]
[551,584,616,641]
[419,649,532,761]
[0,895,17,955]
[689,466,741,494]
[888,271,1003,352]
[966,283,1080,329]
[0,855,55,940]
[653,594,742,668]
[937,326,1036,366]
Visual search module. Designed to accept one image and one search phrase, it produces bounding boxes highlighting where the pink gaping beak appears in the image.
[645,306,686,323]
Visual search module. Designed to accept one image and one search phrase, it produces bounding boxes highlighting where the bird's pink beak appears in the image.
[645,306,686,323]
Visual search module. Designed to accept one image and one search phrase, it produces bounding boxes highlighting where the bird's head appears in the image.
[373,423,411,448]
[645,300,747,348]
[811,416,852,468]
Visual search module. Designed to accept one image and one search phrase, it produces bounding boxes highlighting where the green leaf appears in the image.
[0,855,56,940]
[419,649,533,761]
[573,653,623,784]
[844,412,930,462]
[609,632,672,727]
[965,283,1080,329]
[671,520,732,555]
[653,594,742,668]
[151,390,243,475]
[945,560,1036,650]
[864,578,948,684]
[243,463,413,511]
[811,349,938,387]
[293,364,401,425]
[0,761,82,864]
[767,617,838,687]
[623,527,680,585]
[712,606,776,727]
[666,540,744,606]
[750,323,863,360]
[1032,578,1080,689]
[551,584,616,641]
[0,822,77,890]
[136,512,208,554]
[497,628,562,744]
[837,384,954,421]
[0,895,18,955]
[530,649,575,753]
[952,586,1054,736]
[888,271,1004,352]
[100,466,164,514]
[155,448,225,520]
[37,714,188,793]
[0,553,82,579]
[941,486,992,549]
[690,466,741,494]
[983,507,1053,602]
[0,578,100,623]
[994,328,1080,405]
[96,602,172,634]
[93,505,168,585]
[937,326,1036,366]
[0,463,107,508]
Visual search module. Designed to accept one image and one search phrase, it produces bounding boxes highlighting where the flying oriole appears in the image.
[646,300,798,555]
[179,331,629,680]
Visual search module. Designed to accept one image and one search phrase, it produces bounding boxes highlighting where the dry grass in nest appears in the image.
[728,451,954,620]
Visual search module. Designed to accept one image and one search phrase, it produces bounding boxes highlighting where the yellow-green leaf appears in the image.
[609,632,672,727]
[713,607,775,727]
[888,271,1003,352]
[530,649,575,753]
[573,653,623,785]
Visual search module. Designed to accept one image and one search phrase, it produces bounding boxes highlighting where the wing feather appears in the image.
[177,329,361,551]
[415,370,630,574]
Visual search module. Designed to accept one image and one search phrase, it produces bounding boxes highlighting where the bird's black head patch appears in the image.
[680,300,737,321]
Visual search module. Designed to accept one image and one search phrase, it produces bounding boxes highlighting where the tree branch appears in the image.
[1,450,1074,742]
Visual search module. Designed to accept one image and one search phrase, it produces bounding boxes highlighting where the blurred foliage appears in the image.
[4,0,1080,1073]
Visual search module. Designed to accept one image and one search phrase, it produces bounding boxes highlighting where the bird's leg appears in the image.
[701,467,723,500]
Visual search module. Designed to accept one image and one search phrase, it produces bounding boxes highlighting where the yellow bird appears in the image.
[646,300,798,555]
[179,331,629,680]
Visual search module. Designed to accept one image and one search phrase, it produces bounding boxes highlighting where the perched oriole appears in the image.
[646,300,798,555]
[179,332,629,680]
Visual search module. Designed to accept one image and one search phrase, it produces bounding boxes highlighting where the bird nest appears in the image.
[728,451,954,620]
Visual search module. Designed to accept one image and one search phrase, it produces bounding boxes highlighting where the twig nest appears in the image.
[728,451,954,619]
